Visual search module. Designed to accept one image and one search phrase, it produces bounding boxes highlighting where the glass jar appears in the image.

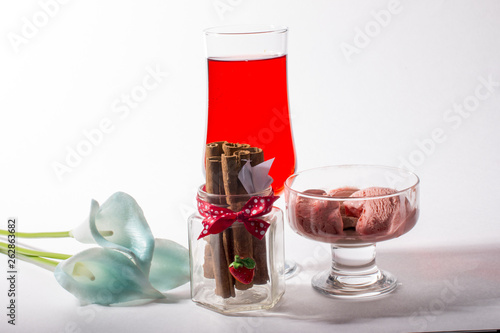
[188,185,285,313]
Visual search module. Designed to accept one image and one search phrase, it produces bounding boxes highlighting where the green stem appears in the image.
[0,241,72,260]
[0,229,71,238]
[18,253,60,268]
[0,248,59,271]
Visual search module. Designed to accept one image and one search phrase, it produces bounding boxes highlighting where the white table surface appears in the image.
[5,228,500,333]
[1,0,500,332]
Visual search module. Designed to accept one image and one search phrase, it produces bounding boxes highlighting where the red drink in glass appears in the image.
[206,55,295,193]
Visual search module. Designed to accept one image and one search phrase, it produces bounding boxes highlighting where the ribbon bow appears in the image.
[196,195,279,240]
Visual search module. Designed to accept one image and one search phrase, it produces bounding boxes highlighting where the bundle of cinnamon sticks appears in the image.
[203,141,270,298]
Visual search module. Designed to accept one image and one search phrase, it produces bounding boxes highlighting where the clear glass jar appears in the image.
[188,185,285,313]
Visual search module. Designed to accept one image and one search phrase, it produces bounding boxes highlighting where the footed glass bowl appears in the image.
[284,165,419,298]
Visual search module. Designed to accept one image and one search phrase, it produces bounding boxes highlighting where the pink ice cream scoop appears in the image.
[327,187,359,198]
[328,187,359,229]
[344,187,404,235]
[295,189,343,236]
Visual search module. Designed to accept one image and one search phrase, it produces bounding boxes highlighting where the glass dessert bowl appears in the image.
[284,165,420,298]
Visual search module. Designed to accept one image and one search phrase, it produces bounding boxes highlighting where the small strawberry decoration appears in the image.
[229,255,256,285]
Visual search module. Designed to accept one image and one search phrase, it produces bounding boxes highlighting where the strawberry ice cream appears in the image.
[344,187,404,236]
[289,185,416,243]
[294,189,343,237]
[327,187,359,198]
[328,187,359,229]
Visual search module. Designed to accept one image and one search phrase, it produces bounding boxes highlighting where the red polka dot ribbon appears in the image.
[196,195,280,240]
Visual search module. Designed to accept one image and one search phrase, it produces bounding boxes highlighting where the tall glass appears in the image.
[204,25,295,195]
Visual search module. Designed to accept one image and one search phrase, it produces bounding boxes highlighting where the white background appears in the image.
[1,0,500,332]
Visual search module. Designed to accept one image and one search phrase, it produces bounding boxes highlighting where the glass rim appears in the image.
[197,184,273,199]
[204,24,288,36]
[284,164,420,201]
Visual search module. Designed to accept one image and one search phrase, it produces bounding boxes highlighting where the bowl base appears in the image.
[311,268,398,299]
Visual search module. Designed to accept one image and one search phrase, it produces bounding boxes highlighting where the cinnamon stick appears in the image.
[206,141,226,157]
[203,157,218,279]
[210,232,235,298]
[234,150,251,194]
[232,222,254,290]
[221,147,256,290]
[252,236,269,285]
[246,147,264,166]
[248,147,270,284]
[221,154,245,211]
[204,143,235,297]
[222,142,250,156]
[222,227,236,296]
[203,146,226,280]
[234,150,250,164]
[220,151,247,211]
[206,156,225,202]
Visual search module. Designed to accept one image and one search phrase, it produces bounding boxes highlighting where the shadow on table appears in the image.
[238,243,500,328]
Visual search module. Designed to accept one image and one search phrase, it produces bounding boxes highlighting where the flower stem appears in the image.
[0,241,72,260]
[0,248,59,271]
[0,229,71,238]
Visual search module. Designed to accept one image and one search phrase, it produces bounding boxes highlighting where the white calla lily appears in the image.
[70,192,155,275]
[54,247,165,305]
[149,239,190,292]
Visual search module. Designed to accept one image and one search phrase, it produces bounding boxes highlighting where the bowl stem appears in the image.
[311,243,398,298]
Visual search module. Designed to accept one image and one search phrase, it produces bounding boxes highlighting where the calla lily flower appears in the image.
[70,192,155,275]
[2,191,191,306]
[54,247,165,306]
[149,239,190,292]
[53,238,190,305]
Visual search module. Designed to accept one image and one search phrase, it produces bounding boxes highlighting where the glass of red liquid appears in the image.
[204,25,297,276]
[204,25,295,194]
